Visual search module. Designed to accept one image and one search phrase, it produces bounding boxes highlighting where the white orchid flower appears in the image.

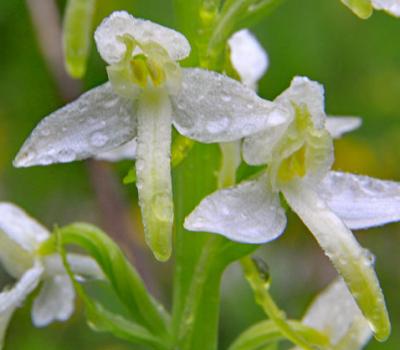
[14,11,285,261]
[291,278,372,350]
[341,0,400,18]
[0,202,101,348]
[185,76,396,341]
[221,30,360,187]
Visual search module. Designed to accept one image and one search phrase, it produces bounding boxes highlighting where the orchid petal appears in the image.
[0,263,43,348]
[283,180,390,341]
[277,76,325,129]
[372,0,400,16]
[43,253,103,280]
[325,116,362,138]
[172,68,288,143]
[319,171,400,230]
[185,175,287,243]
[32,275,75,327]
[300,278,372,347]
[136,89,173,262]
[243,117,292,165]
[0,202,49,251]
[94,11,190,64]
[95,138,137,161]
[14,83,136,167]
[228,29,268,89]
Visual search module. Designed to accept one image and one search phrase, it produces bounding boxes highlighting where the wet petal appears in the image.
[0,263,43,348]
[172,68,287,143]
[277,76,325,129]
[136,89,174,261]
[32,275,75,327]
[325,116,362,138]
[283,180,390,341]
[185,175,287,243]
[95,138,137,161]
[372,0,400,16]
[14,83,136,167]
[0,202,49,251]
[319,171,400,230]
[94,11,190,64]
[243,117,292,165]
[300,278,372,347]
[228,29,268,89]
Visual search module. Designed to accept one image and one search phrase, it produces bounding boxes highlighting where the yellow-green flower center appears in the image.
[270,104,333,188]
[106,34,181,98]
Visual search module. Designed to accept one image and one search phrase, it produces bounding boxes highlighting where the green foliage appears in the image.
[63,0,97,78]
[41,223,170,342]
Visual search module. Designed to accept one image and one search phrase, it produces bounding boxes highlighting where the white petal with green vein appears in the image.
[185,175,287,243]
[136,88,173,261]
[319,171,400,230]
[283,180,390,341]
[14,83,136,167]
[172,68,287,143]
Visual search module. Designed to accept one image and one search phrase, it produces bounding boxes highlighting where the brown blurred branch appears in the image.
[25,0,160,294]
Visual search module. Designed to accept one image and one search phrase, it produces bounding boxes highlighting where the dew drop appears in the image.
[362,248,376,267]
[57,149,76,162]
[153,193,173,222]
[90,131,108,147]
[40,129,50,136]
[206,117,229,133]
[39,155,53,165]
[221,94,232,102]
[104,99,118,108]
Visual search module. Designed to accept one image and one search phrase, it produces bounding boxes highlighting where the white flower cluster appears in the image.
[10,10,400,347]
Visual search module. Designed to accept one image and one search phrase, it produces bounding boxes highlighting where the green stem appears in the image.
[178,236,223,349]
[240,257,318,350]
[171,142,222,350]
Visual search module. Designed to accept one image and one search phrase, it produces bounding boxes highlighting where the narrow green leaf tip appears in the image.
[63,0,96,78]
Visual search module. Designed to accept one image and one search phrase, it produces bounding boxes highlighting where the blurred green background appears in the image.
[0,0,399,349]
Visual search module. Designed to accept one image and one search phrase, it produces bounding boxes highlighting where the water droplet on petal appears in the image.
[90,131,108,147]
[153,194,173,222]
[206,117,229,134]
[57,149,76,162]
[40,129,50,136]
[221,94,231,102]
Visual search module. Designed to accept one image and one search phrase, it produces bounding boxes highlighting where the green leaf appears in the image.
[63,0,96,78]
[56,231,167,349]
[123,166,136,184]
[228,320,329,350]
[42,223,170,339]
